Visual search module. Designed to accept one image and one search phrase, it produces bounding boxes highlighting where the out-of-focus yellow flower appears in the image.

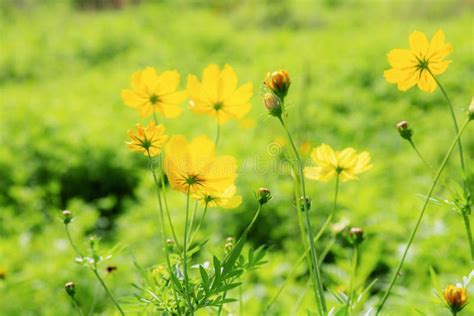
[187,64,253,124]
[239,118,256,129]
[299,141,312,157]
[304,144,372,182]
[127,122,169,157]
[122,67,187,118]
[443,284,468,313]
[164,135,238,195]
[384,30,452,93]
[197,185,242,209]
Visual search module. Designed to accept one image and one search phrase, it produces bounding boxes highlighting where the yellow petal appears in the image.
[189,136,216,173]
[387,49,417,68]
[202,64,220,102]
[156,70,181,95]
[311,144,337,168]
[122,89,148,108]
[340,170,357,182]
[429,60,451,75]
[337,148,357,169]
[218,64,238,101]
[417,70,437,92]
[141,67,160,93]
[427,29,453,61]
[397,69,419,91]
[202,155,237,192]
[409,31,430,59]
[353,151,372,174]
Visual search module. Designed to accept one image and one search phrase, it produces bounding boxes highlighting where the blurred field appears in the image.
[0,0,473,315]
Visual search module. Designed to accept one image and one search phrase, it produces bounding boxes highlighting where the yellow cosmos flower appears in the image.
[197,185,242,209]
[127,122,169,157]
[164,135,238,195]
[304,144,372,182]
[122,67,187,118]
[384,30,452,93]
[187,64,253,124]
[443,284,468,313]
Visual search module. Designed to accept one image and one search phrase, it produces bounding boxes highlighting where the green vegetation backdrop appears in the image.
[0,0,473,315]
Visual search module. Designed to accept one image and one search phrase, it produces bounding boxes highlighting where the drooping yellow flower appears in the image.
[384,30,452,93]
[187,64,253,124]
[122,67,187,118]
[197,185,242,209]
[443,284,468,313]
[304,144,372,182]
[127,122,169,157]
[164,135,238,195]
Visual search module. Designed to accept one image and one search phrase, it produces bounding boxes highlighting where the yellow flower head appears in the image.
[187,64,253,124]
[384,30,452,93]
[122,67,187,118]
[127,121,169,157]
[443,284,468,313]
[264,70,291,99]
[304,144,372,182]
[197,185,242,209]
[164,135,238,195]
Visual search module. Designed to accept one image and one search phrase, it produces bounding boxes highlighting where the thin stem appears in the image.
[148,154,182,314]
[159,154,181,249]
[408,139,432,171]
[427,69,465,171]
[376,118,471,314]
[87,282,100,316]
[91,269,124,316]
[280,115,327,314]
[462,213,474,263]
[71,296,84,316]
[315,175,340,242]
[183,187,194,313]
[346,246,358,315]
[188,202,209,248]
[65,224,83,258]
[239,282,243,316]
[215,116,221,147]
[187,201,199,245]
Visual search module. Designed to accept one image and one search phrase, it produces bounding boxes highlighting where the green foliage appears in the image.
[0,0,473,315]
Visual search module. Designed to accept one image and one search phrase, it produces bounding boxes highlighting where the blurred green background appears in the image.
[0,0,473,315]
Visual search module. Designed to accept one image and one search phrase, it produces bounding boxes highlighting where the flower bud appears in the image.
[300,196,312,212]
[62,210,73,224]
[257,188,272,205]
[348,227,364,246]
[443,284,467,313]
[264,70,290,99]
[396,120,413,140]
[0,267,6,280]
[263,93,283,117]
[65,282,76,297]
[469,97,474,121]
[224,236,235,255]
[165,239,176,252]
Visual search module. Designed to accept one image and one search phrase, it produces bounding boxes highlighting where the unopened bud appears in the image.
[264,70,291,99]
[348,227,364,246]
[443,284,468,313]
[62,210,73,224]
[300,196,311,212]
[257,188,272,205]
[65,282,76,296]
[396,120,413,140]
[165,239,175,252]
[469,97,474,120]
[263,93,283,117]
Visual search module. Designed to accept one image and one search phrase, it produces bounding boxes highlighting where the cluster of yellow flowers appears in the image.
[123,64,253,208]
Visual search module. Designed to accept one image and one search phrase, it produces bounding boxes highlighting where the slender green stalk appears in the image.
[279,115,327,314]
[408,140,432,171]
[148,155,182,314]
[215,117,221,147]
[427,71,473,262]
[239,282,243,316]
[187,201,199,245]
[188,202,209,248]
[376,118,471,314]
[159,155,181,249]
[315,175,340,242]
[91,269,125,316]
[70,296,84,316]
[346,246,358,315]
[65,225,83,258]
[462,214,474,263]
[183,187,194,314]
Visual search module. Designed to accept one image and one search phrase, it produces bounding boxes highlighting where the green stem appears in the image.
[187,201,199,245]
[148,155,182,314]
[71,296,84,316]
[65,224,83,258]
[280,115,327,314]
[376,118,471,314]
[239,282,243,316]
[159,155,181,249]
[91,269,124,316]
[315,175,340,242]
[188,202,209,248]
[462,213,474,264]
[215,117,221,147]
[408,139,432,171]
[346,246,358,315]
[183,187,194,313]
